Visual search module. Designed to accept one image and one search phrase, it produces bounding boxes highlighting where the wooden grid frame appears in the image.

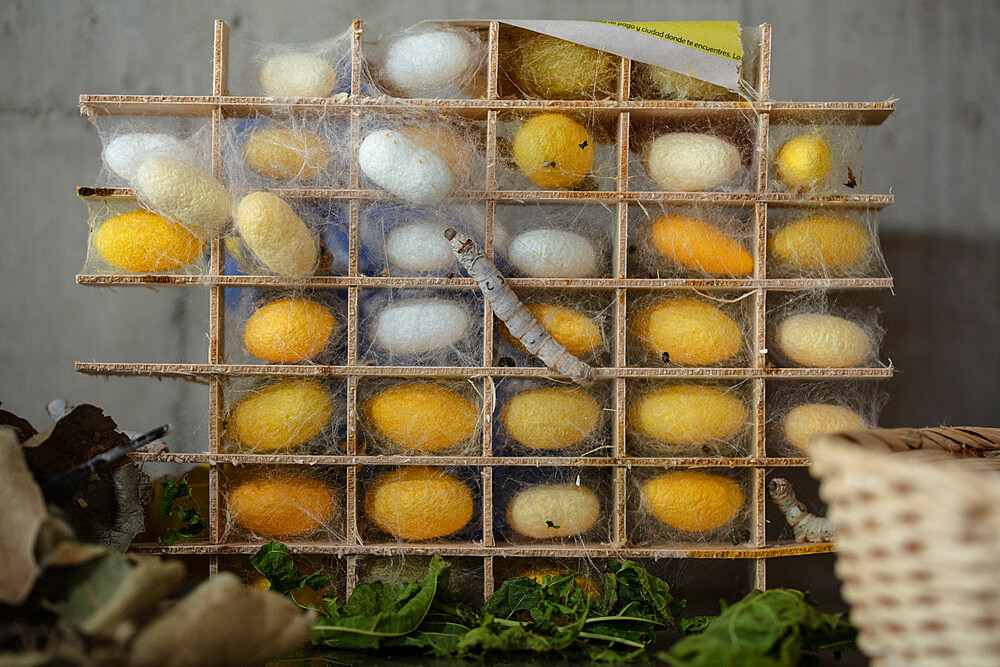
[76,20,894,600]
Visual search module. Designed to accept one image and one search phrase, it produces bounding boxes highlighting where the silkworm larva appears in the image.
[444,228,593,384]
[768,477,836,543]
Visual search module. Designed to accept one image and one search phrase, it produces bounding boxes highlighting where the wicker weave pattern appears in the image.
[811,427,1000,666]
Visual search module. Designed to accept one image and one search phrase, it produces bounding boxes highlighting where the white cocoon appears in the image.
[383,30,474,96]
[103,133,197,181]
[259,52,337,97]
[373,298,468,355]
[385,221,456,272]
[358,130,454,204]
[508,229,597,278]
[644,132,741,192]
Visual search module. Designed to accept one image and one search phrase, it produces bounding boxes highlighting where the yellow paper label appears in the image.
[590,21,743,62]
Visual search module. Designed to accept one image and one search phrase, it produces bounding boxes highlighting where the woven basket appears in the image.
[810,427,1000,666]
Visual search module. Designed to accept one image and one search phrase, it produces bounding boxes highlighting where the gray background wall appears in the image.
[0,0,996,636]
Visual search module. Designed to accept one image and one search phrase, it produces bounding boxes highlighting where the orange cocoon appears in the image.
[228,473,337,537]
[641,471,744,532]
[650,214,753,276]
[95,210,203,272]
[362,382,478,452]
[500,303,602,357]
[512,114,595,189]
[630,298,742,365]
[243,298,337,363]
[399,124,477,184]
[364,466,474,540]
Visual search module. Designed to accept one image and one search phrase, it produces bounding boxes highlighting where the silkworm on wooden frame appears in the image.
[768,477,835,543]
[444,227,594,384]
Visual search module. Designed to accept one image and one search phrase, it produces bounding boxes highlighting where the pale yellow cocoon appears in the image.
[643,132,741,192]
[227,379,333,452]
[135,156,231,236]
[506,483,600,539]
[399,125,477,185]
[776,313,871,368]
[259,52,337,98]
[640,65,737,101]
[364,466,474,540]
[362,382,478,452]
[628,385,746,446]
[243,298,338,363]
[501,386,601,450]
[95,210,203,272]
[774,133,833,190]
[243,128,332,180]
[505,32,618,100]
[783,403,868,452]
[630,298,742,365]
[769,215,869,272]
[228,474,337,537]
[641,471,744,532]
[235,191,318,277]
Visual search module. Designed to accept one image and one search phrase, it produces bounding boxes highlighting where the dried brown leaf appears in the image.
[129,573,315,667]
[22,405,127,477]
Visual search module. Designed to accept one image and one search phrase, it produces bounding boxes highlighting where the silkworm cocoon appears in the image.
[398,125,477,185]
[94,210,203,272]
[363,382,478,452]
[229,474,336,537]
[501,386,600,450]
[103,133,196,181]
[513,114,595,189]
[769,215,869,272]
[639,65,736,101]
[630,298,742,365]
[519,569,601,597]
[508,229,597,278]
[507,483,600,539]
[235,192,318,277]
[364,466,473,540]
[500,303,601,357]
[243,298,337,363]
[650,214,753,276]
[506,32,617,100]
[643,132,741,192]
[383,30,475,96]
[776,313,871,367]
[385,221,456,272]
[641,471,744,532]
[372,298,469,356]
[358,130,453,204]
[774,133,833,189]
[783,403,868,451]
[242,128,332,180]
[628,385,746,446]
[259,52,337,97]
[135,156,232,236]
[227,379,333,452]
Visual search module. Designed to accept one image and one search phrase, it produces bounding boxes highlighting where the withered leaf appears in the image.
[22,404,127,477]
[0,403,38,442]
[129,573,315,667]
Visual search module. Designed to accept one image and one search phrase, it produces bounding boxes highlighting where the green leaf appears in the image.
[157,477,192,518]
[155,475,207,546]
[251,542,332,597]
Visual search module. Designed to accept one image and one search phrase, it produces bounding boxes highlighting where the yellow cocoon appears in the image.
[774,133,833,190]
[519,569,601,598]
[259,52,337,98]
[641,471,744,532]
[501,386,600,450]
[628,385,746,446]
[135,156,232,236]
[639,64,737,101]
[364,466,473,540]
[227,379,333,452]
[95,209,203,272]
[783,403,868,452]
[362,382,478,452]
[243,298,337,363]
[776,313,871,368]
[513,114,595,189]
[650,214,753,276]
[228,473,337,537]
[500,303,602,358]
[507,483,600,539]
[505,32,618,100]
[243,128,332,180]
[399,125,477,184]
[235,191,318,277]
[630,298,742,365]
[643,132,741,192]
[769,215,869,272]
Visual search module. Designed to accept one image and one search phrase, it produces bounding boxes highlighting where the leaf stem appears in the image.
[577,631,647,648]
